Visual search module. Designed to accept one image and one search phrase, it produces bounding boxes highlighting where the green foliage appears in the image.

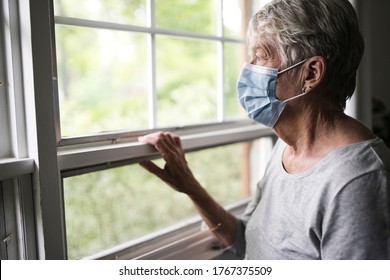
[156,36,218,126]
[56,25,149,135]
[65,144,245,259]
[65,163,195,258]
[55,0,147,26]
[155,0,218,34]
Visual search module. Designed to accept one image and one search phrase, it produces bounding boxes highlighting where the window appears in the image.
[54,0,253,137]
[48,0,276,259]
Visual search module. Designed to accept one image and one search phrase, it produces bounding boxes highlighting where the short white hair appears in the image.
[248,0,364,109]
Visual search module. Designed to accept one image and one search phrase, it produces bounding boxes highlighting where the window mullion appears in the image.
[148,0,155,28]
[147,0,157,128]
[148,34,157,128]
[216,0,224,121]
[217,42,224,122]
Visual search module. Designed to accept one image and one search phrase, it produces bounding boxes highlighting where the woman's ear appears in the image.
[303,56,326,93]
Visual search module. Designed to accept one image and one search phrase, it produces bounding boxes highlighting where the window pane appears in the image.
[54,0,147,26]
[155,0,218,35]
[224,42,247,119]
[223,0,246,39]
[56,26,149,136]
[156,36,218,127]
[64,142,254,259]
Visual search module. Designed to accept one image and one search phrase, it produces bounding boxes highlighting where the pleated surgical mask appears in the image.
[237,59,307,127]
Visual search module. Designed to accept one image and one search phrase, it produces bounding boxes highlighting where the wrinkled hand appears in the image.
[139,132,237,246]
[138,132,199,195]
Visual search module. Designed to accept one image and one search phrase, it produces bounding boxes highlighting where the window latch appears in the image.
[2,234,14,243]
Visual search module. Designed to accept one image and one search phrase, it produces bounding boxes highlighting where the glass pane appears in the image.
[156,36,218,127]
[54,0,147,26]
[64,142,253,259]
[56,26,149,137]
[155,0,218,35]
[224,42,247,119]
[223,0,246,39]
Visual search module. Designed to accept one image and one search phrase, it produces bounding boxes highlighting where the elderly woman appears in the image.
[138,0,390,259]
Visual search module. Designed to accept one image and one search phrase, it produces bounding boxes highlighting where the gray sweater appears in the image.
[230,138,390,259]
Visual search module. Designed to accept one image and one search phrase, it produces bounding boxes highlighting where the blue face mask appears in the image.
[237,59,307,127]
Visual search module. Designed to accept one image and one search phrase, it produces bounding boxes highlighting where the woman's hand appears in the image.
[138,131,237,246]
[138,132,200,196]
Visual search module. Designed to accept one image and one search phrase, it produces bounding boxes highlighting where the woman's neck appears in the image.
[274,108,375,158]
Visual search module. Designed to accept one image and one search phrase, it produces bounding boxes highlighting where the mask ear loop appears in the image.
[284,87,308,102]
[279,59,309,102]
[277,59,308,75]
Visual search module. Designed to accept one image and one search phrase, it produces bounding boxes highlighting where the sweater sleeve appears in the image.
[321,169,390,259]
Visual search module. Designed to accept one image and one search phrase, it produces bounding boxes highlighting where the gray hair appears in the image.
[248,0,364,109]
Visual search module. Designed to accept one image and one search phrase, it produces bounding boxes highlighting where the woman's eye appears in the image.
[256,50,269,60]
[255,57,263,64]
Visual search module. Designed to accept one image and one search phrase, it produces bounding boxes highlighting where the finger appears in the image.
[173,134,183,149]
[139,132,182,162]
[155,138,172,155]
[157,140,184,163]
[138,131,164,145]
[164,133,183,152]
[164,132,177,147]
[155,133,179,154]
[138,132,176,156]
